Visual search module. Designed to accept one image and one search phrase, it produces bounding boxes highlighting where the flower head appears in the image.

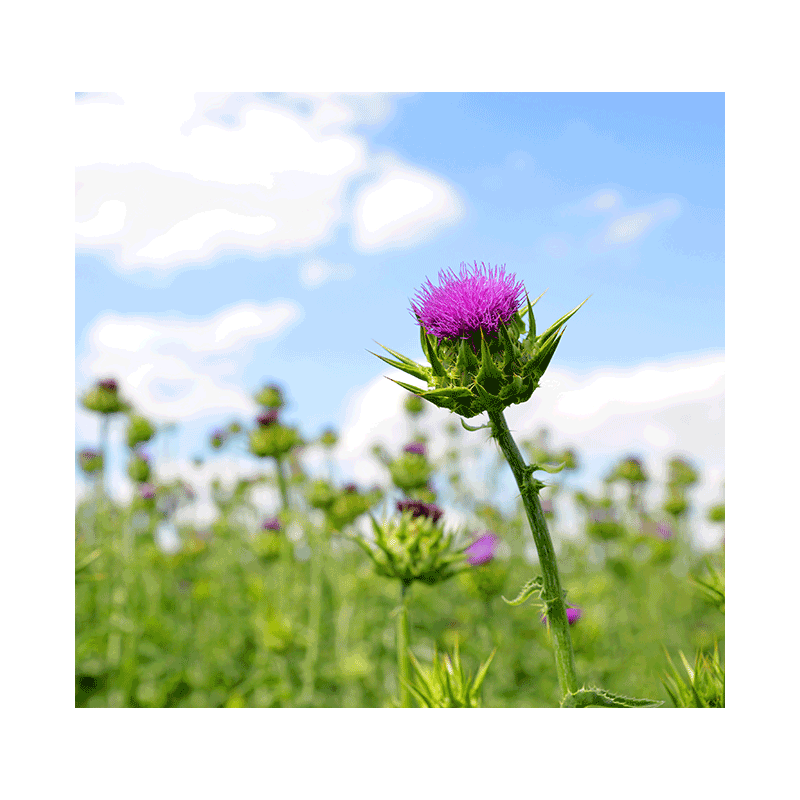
[396,499,443,524]
[465,532,499,566]
[374,263,587,418]
[256,409,280,427]
[261,517,281,532]
[410,262,525,341]
[403,442,427,457]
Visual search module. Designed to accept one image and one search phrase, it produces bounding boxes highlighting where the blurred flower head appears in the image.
[465,532,499,566]
[396,499,444,524]
[403,442,427,457]
[261,517,281,532]
[256,409,280,427]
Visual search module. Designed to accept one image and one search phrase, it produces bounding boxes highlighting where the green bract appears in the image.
[353,512,468,587]
[388,451,434,493]
[126,414,156,449]
[249,424,301,459]
[405,642,496,708]
[373,293,586,418]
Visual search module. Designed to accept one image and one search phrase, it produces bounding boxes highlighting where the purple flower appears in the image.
[403,442,426,457]
[465,532,499,566]
[656,522,674,540]
[396,499,443,524]
[256,409,280,427]
[410,261,525,341]
[261,517,281,532]
[541,607,582,626]
[343,483,359,494]
[98,378,118,392]
[139,483,156,500]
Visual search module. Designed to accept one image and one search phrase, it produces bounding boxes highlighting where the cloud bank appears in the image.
[76,93,463,273]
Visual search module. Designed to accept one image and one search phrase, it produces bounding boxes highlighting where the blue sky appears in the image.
[75,92,724,544]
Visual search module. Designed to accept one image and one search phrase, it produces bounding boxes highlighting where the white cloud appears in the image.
[75,199,127,237]
[77,300,303,422]
[76,93,462,272]
[135,209,276,260]
[352,165,463,250]
[299,258,355,289]
[602,198,681,246]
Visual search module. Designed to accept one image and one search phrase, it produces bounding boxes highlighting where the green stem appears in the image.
[397,581,411,707]
[275,456,290,512]
[487,408,579,700]
[299,524,324,705]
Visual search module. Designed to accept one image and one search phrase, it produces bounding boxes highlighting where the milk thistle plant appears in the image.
[374,261,660,707]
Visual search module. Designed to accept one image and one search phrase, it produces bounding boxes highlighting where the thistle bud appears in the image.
[249,420,301,459]
[403,394,425,416]
[372,262,587,418]
[81,377,129,415]
[319,427,338,448]
[128,450,152,484]
[210,428,227,449]
[325,484,382,531]
[77,448,103,474]
[254,383,284,409]
[126,414,156,449]
[389,446,434,493]
[353,508,466,586]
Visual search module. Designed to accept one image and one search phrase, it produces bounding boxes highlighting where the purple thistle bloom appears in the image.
[261,517,281,532]
[542,606,582,626]
[256,409,280,427]
[410,261,525,341]
[656,521,674,540]
[139,483,156,500]
[465,532,499,566]
[566,607,582,625]
[343,483,359,494]
[98,378,118,392]
[396,499,443,523]
[403,442,426,457]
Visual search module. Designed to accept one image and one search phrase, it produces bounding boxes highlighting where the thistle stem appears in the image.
[487,408,579,700]
[397,581,412,708]
[300,523,324,705]
[275,456,290,512]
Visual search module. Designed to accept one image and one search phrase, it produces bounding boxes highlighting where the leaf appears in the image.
[561,685,663,708]
[370,351,430,382]
[531,461,567,474]
[536,297,589,345]
[502,576,544,606]
[460,418,490,432]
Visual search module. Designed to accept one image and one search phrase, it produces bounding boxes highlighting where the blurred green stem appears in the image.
[300,524,324,705]
[275,456,290,512]
[397,581,411,708]
[487,408,579,701]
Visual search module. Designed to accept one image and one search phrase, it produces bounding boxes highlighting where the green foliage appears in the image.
[662,643,725,708]
[405,642,496,708]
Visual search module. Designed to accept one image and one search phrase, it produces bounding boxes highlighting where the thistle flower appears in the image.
[410,262,525,341]
[656,522,674,540]
[77,448,103,474]
[210,428,227,449]
[81,377,129,415]
[465,532,499,566]
[396,499,444,524]
[373,261,586,418]
[256,409,280,427]
[389,446,434,493]
[542,607,582,626]
[403,442,427,456]
[261,517,281,532]
[139,483,156,500]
